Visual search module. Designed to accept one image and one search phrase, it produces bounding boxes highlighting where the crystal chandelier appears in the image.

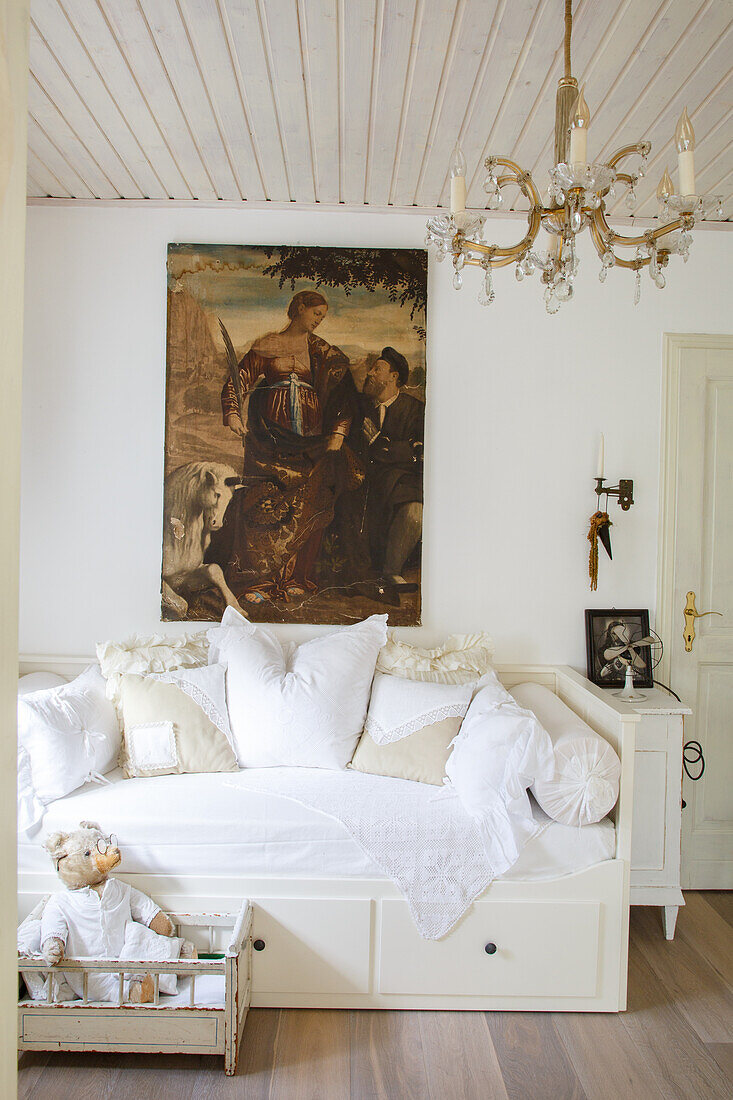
[425,0,724,314]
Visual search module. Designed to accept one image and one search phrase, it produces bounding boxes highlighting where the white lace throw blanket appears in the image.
[236,769,501,940]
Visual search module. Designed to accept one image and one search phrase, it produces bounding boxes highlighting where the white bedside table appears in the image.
[627,688,692,939]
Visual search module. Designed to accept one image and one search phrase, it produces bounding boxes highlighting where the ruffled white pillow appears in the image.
[211,608,388,768]
[376,632,495,683]
[17,665,121,832]
[96,631,209,717]
[510,682,621,827]
[445,671,555,875]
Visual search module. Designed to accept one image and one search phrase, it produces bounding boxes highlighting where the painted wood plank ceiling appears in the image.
[26,0,733,221]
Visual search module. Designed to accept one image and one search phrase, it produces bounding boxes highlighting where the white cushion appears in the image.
[18,897,76,1001]
[510,682,621,826]
[17,665,122,827]
[445,670,555,875]
[120,921,183,995]
[212,607,388,768]
[18,672,67,696]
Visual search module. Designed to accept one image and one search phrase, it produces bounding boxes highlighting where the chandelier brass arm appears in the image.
[606,142,651,171]
[425,0,725,314]
[590,205,690,255]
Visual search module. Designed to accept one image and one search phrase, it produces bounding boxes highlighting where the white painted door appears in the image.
[659,334,733,888]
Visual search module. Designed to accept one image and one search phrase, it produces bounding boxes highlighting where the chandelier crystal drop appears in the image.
[425,0,725,314]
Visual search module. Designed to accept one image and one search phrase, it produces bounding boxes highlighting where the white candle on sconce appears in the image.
[597,433,605,479]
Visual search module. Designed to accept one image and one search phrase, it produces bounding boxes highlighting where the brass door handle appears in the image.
[683,591,723,652]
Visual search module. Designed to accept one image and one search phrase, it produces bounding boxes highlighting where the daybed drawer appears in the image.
[252,898,371,994]
[378,899,600,998]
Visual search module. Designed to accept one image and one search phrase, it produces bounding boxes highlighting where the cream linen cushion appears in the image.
[350,717,463,785]
[119,667,237,777]
[349,673,475,785]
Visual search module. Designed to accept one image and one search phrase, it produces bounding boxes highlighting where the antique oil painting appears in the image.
[163,244,427,626]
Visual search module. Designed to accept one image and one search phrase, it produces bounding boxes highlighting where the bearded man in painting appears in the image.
[362,347,424,595]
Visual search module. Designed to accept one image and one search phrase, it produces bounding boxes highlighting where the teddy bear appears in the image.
[41,820,195,1003]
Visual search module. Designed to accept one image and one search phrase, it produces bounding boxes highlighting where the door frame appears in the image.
[656,332,733,687]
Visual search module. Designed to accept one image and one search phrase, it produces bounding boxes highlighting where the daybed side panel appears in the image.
[18,1005,225,1055]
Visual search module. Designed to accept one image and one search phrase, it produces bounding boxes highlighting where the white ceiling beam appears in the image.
[43,0,184,197]
[27,113,96,196]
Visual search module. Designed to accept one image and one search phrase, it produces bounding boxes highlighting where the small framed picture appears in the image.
[585,609,654,689]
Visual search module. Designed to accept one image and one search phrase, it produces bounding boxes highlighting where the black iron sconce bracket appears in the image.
[595,477,634,511]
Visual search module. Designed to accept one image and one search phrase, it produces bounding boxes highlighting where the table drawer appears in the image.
[378,899,600,998]
[252,898,371,994]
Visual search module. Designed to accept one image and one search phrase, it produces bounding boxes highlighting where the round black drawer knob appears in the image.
[253,939,266,952]
[484,942,497,955]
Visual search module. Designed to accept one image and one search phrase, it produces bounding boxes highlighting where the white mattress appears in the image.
[18,768,615,883]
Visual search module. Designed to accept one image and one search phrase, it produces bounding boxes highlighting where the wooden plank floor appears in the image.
[18,893,733,1100]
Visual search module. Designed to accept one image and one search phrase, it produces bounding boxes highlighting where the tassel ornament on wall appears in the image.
[588,510,612,591]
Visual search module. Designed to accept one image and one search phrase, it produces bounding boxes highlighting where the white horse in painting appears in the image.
[162,461,244,618]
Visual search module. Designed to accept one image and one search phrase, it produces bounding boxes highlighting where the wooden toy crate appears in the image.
[18,900,251,1076]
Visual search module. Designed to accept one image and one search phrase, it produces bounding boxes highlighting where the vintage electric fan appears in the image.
[603,628,663,700]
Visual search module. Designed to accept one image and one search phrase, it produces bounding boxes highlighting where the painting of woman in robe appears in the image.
[214,290,364,605]
[163,243,427,626]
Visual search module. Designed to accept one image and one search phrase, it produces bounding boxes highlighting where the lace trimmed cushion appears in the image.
[349,673,474,785]
[119,665,237,778]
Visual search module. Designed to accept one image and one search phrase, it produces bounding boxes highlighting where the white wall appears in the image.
[20,204,732,667]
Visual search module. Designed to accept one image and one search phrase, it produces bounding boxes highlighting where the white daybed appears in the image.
[18,660,638,1014]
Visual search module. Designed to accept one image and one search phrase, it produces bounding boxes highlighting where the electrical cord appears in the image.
[683,740,705,782]
[652,678,681,702]
[651,678,704,805]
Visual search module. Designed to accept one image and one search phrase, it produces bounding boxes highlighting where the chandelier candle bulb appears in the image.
[450,144,467,215]
[675,109,696,196]
[569,86,590,164]
[597,434,605,479]
[656,168,675,250]
[424,2,722,313]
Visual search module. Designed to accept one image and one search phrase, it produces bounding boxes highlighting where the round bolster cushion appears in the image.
[510,681,621,827]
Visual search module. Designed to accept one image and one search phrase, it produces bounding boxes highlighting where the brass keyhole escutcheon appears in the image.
[683,591,723,652]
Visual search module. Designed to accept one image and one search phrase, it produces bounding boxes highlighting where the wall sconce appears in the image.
[588,435,635,590]
[594,476,634,511]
